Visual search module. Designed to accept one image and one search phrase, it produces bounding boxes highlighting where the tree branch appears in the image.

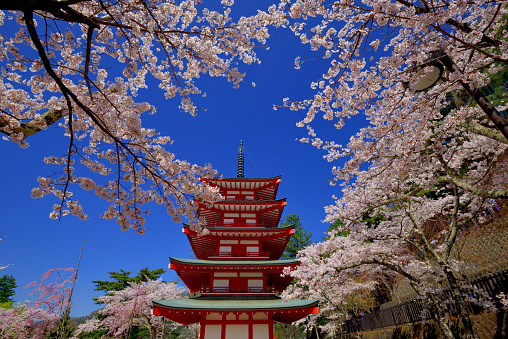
[437,176,508,199]
[0,108,66,139]
[462,121,508,144]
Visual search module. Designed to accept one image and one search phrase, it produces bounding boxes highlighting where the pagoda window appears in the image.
[226,324,248,339]
[248,279,264,292]
[241,240,258,245]
[240,272,263,277]
[212,279,229,292]
[223,218,234,226]
[246,246,259,256]
[225,191,240,200]
[218,246,232,256]
[214,272,237,277]
[203,325,222,339]
[253,324,270,339]
[246,219,256,226]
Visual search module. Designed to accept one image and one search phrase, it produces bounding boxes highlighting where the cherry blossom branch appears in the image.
[338,258,420,284]
[0,108,65,139]
[365,187,422,212]
[436,176,508,199]
[404,204,444,265]
[432,25,508,64]
[462,121,508,144]
[443,185,460,262]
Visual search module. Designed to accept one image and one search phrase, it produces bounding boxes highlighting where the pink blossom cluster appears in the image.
[73,279,187,338]
[0,1,287,233]
[0,268,75,338]
[276,0,508,337]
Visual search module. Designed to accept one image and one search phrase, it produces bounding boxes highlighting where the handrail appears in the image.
[208,251,270,258]
[201,287,276,294]
[212,223,267,228]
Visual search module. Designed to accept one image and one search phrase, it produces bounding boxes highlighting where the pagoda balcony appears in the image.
[211,223,268,228]
[200,286,277,295]
[207,251,270,259]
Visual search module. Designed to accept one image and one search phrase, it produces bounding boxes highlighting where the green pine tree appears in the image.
[92,267,165,303]
[279,214,312,260]
[0,274,16,305]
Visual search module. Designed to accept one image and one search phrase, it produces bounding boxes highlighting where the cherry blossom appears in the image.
[0,1,287,233]
[0,268,75,339]
[74,279,187,338]
[277,1,508,338]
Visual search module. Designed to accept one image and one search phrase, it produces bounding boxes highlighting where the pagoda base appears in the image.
[199,312,273,339]
[153,296,319,339]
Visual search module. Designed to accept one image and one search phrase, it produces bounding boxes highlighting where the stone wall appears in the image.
[359,310,508,339]
[385,212,508,306]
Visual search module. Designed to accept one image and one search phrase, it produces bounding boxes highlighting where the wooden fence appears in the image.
[343,269,508,333]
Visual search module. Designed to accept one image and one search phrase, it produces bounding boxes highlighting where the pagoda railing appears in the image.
[201,287,276,294]
[210,223,268,228]
[207,251,270,258]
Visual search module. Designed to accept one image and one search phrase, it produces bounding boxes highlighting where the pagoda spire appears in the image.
[237,140,244,178]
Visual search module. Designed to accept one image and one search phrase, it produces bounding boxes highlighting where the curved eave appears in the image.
[198,198,287,211]
[197,199,287,229]
[183,224,294,260]
[200,176,281,201]
[169,258,299,292]
[152,298,319,325]
[170,257,299,267]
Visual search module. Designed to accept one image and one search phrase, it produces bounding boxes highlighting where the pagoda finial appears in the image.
[237,140,244,178]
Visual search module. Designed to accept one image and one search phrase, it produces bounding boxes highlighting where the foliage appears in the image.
[75,279,187,339]
[279,214,313,260]
[0,274,16,304]
[273,322,306,339]
[44,314,77,339]
[323,219,347,240]
[92,267,165,302]
[0,268,75,339]
[0,0,286,233]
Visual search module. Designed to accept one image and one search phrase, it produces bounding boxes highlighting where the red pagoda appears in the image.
[153,142,318,339]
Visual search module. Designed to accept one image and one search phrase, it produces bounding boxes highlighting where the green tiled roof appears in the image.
[153,297,319,311]
[170,258,299,266]
[210,175,281,180]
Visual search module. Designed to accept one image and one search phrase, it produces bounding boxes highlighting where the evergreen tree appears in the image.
[0,274,16,304]
[279,214,312,260]
[92,267,165,303]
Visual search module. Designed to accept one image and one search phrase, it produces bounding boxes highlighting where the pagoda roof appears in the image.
[169,258,299,293]
[200,176,281,201]
[152,296,319,325]
[198,199,286,229]
[183,224,294,260]
[170,257,299,266]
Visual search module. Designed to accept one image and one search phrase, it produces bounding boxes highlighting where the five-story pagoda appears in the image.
[152,142,318,339]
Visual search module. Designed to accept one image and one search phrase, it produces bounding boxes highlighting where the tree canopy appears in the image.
[76,279,186,339]
[277,0,508,338]
[0,275,16,304]
[279,214,312,260]
[92,267,165,302]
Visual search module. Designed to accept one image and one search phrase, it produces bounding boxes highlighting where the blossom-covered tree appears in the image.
[0,1,288,233]
[74,279,186,339]
[276,0,508,338]
[0,268,75,338]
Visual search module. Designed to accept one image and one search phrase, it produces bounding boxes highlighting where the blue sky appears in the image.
[0,2,366,316]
